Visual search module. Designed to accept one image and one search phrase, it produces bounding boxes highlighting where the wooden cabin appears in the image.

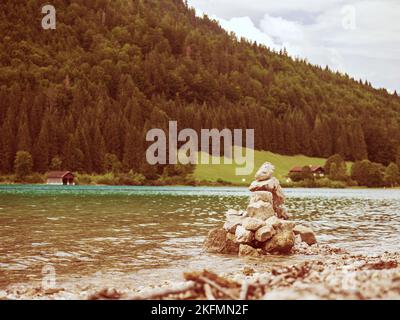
[47,171,75,185]
[289,165,325,177]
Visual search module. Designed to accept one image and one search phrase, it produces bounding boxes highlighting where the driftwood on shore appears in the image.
[86,251,400,301]
[3,250,399,300]
[89,270,264,300]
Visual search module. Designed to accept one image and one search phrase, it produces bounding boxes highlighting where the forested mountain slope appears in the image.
[1,0,399,176]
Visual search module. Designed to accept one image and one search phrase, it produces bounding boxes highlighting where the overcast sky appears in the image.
[187,0,400,92]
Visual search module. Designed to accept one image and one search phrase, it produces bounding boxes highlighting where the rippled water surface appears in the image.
[0,185,399,289]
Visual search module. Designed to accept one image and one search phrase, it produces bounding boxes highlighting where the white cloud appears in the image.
[215,16,276,49]
[259,15,304,43]
[187,0,400,91]
[188,0,340,18]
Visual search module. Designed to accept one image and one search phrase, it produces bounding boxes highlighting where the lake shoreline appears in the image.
[0,181,398,190]
[126,250,400,300]
[2,249,399,300]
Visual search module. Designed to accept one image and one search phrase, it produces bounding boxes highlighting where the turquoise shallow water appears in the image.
[0,185,399,289]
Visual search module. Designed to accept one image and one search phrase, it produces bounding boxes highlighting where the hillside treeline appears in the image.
[1,0,399,177]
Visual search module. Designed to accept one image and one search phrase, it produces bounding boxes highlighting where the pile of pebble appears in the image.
[204,162,317,256]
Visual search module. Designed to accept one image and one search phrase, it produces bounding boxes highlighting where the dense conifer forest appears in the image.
[1,0,400,178]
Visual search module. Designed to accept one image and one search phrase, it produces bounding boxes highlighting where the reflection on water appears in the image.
[0,185,399,289]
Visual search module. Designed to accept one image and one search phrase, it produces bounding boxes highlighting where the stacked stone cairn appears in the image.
[204,162,317,257]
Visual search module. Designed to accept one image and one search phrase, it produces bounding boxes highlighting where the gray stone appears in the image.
[255,225,275,242]
[263,223,295,254]
[235,225,254,244]
[275,206,289,220]
[247,201,276,220]
[265,216,282,228]
[249,191,273,205]
[223,220,241,234]
[225,209,246,217]
[239,244,263,257]
[203,228,239,255]
[293,225,317,245]
[255,162,275,181]
[223,215,244,233]
[242,217,265,231]
[226,232,236,242]
[249,177,285,207]
[281,220,295,229]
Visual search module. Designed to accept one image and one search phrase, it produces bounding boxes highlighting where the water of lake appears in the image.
[0,185,399,290]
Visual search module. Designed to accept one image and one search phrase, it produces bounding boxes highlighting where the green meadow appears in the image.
[194,148,328,185]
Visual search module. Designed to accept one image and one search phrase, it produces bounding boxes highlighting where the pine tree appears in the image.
[395,148,400,168]
[123,126,142,172]
[77,128,93,173]
[335,125,351,160]
[350,123,368,160]
[33,118,50,173]
[16,112,32,152]
[103,114,123,159]
[312,116,331,157]
[0,120,15,173]
[90,124,106,173]
[63,134,85,172]
[104,153,122,173]
[384,162,400,187]
[14,151,33,178]
[50,156,63,171]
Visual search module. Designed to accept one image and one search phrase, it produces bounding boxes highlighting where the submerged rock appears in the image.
[239,244,263,257]
[203,228,239,255]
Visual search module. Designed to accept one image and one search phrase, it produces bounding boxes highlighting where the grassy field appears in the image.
[194,148,328,185]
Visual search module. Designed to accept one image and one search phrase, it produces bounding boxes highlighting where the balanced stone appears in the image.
[235,225,254,244]
[242,217,265,231]
[265,216,282,228]
[249,191,273,205]
[263,223,295,254]
[223,219,242,234]
[255,225,275,242]
[249,177,285,207]
[255,162,275,182]
[203,161,317,257]
[247,201,275,220]
[274,206,289,220]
